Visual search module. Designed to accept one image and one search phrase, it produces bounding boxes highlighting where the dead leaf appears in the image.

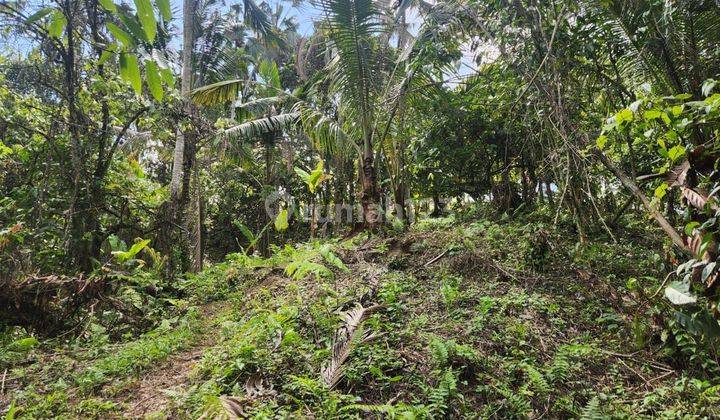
[681,187,718,211]
[666,161,690,187]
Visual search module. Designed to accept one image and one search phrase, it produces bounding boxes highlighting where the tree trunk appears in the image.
[178,131,197,272]
[596,150,687,250]
[162,0,195,275]
[393,182,408,224]
[191,155,204,272]
[360,151,380,229]
[545,180,554,206]
[170,0,194,201]
[259,140,273,257]
[431,193,444,217]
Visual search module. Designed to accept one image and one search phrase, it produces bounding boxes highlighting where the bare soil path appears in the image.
[117,301,230,418]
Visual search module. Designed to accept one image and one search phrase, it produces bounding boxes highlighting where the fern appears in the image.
[546,343,596,383]
[429,338,450,366]
[427,369,458,417]
[285,259,333,281]
[547,351,571,383]
[496,383,532,417]
[275,243,347,281]
[580,396,604,420]
[523,363,550,397]
[428,337,479,369]
[319,244,348,272]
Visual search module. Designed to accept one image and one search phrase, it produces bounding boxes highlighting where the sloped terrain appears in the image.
[4,214,720,418]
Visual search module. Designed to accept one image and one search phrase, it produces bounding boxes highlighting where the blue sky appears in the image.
[1,0,477,80]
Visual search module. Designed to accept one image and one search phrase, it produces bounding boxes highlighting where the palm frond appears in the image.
[321,303,382,389]
[191,79,244,106]
[292,100,359,156]
[222,112,300,140]
[318,0,382,138]
[242,0,272,37]
[233,95,290,113]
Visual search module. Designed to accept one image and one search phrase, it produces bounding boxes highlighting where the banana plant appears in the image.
[295,161,332,238]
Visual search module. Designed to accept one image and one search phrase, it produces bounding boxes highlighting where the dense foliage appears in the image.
[1,0,720,417]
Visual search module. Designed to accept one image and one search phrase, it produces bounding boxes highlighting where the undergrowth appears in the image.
[4,211,720,418]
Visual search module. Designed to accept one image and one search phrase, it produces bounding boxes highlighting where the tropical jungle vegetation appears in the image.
[1,0,720,417]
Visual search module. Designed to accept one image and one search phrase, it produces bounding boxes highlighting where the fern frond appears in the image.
[427,369,458,416]
[523,363,550,397]
[580,396,603,420]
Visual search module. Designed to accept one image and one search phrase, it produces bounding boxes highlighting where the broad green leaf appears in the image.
[113,238,151,262]
[233,221,255,242]
[320,244,348,271]
[297,161,331,193]
[258,60,281,91]
[119,10,148,42]
[661,112,671,125]
[156,0,172,21]
[596,135,608,150]
[98,0,117,12]
[665,281,697,305]
[145,60,163,101]
[294,167,310,183]
[615,108,633,124]
[98,50,114,66]
[644,109,662,120]
[654,183,668,199]
[134,0,157,42]
[307,161,324,192]
[108,234,126,252]
[0,141,13,158]
[126,238,151,258]
[684,221,700,236]
[26,7,53,24]
[107,22,134,49]
[48,11,67,38]
[667,145,685,162]
[274,209,289,232]
[698,232,713,259]
[159,67,174,87]
[10,337,39,351]
[119,52,142,95]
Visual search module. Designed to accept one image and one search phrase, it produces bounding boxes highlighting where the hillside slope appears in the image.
[4,214,720,418]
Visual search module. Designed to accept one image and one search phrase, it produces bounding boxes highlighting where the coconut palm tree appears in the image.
[190,0,476,229]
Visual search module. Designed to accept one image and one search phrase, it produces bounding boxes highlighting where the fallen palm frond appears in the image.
[244,373,276,399]
[218,396,246,419]
[321,303,383,389]
[216,374,276,419]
